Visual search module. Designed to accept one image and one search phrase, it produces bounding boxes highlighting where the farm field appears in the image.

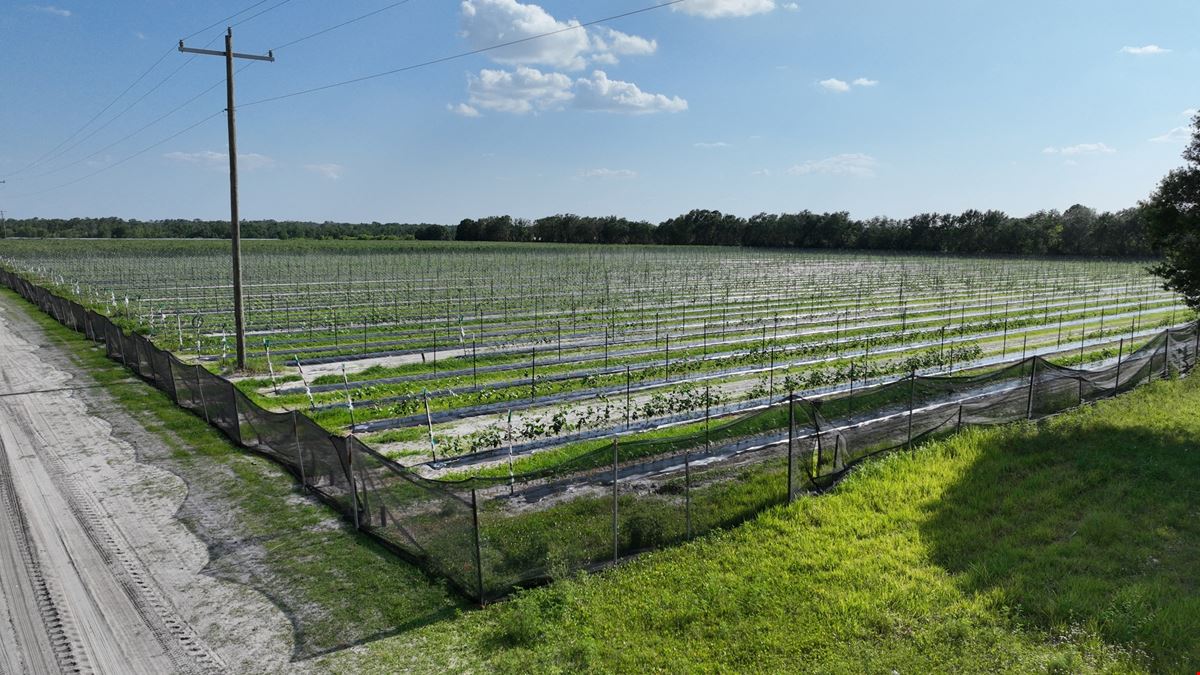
[2,239,1189,471]
[10,274,1199,673]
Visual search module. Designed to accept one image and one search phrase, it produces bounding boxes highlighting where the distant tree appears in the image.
[1144,111,1200,309]
[415,224,449,240]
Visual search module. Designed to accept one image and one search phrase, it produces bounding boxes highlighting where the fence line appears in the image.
[2,267,1195,603]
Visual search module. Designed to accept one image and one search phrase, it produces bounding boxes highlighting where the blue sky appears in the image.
[1,0,1197,224]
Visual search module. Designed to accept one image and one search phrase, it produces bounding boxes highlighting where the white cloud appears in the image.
[580,168,637,179]
[694,141,731,149]
[751,168,772,176]
[786,153,879,177]
[163,150,276,170]
[1184,108,1198,117]
[134,31,146,40]
[1150,127,1190,143]
[574,71,687,114]
[447,102,482,117]
[1120,45,1170,55]
[1041,143,1116,156]
[460,0,655,70]
[466,66,573,114]
[461,0,590,70]
[674,0,776,18]
[821,77,878,92]
[458,68,686,116]
[28,5,71,17]
[780,2,799,10]
[304,163,345,180]
[819,78,850,92]
[594,27,657,57]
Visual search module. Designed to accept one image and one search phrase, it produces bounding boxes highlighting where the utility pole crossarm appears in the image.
[178,41,275,62]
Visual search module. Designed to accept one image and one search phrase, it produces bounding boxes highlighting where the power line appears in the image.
[21,41,218,177]
[11,0,417,182]
[11,0,685,198]
[8,111,224,200]
[241,0,686,109]
[23,64,256,182]
[181,0,274,41]
[270,0,415,52]
[231,0,300,29]
[1,46,175,179]
[5,0,298,181]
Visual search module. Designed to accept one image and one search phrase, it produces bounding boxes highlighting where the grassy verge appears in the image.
[0,288,465,658]
[327,374,1200,673]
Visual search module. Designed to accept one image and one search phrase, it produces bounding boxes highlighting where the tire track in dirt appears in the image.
[0,299,228,674]
[0,432,89,675]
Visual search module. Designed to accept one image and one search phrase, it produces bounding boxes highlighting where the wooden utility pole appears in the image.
[179,28,274,370]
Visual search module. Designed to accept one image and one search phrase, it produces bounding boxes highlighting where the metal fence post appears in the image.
[471,488,485,604]
[813,402,824,477]
[355,440,370,528]
[684,447,692,540]
[195,366,210,425]
[292,411,307,490]
[1025,357,1037,420]
[787,391,795,502]
[906,370,916,448]
[1161,333,1170,380]
[348,439,361,531]
[611,438,619,564]
[1114,337,1124,395]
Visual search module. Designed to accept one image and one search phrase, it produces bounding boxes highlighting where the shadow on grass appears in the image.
[921,400,1200,671]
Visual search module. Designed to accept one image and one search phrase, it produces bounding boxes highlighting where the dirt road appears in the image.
[0,295,298,674]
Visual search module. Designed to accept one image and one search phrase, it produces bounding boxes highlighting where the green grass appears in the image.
[326,375,1200,673]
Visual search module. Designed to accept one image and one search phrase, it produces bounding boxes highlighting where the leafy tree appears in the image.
[1144,111,1200,309]
[415,224,449,240]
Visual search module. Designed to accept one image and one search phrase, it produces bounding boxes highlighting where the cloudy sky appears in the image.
[1,0,1197,223]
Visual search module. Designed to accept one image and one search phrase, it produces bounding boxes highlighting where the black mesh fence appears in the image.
[3,267,1197,604]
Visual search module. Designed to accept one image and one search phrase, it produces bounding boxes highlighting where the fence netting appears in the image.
[3,268,1197,603]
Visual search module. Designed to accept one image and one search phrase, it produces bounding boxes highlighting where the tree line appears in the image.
[454,205,1154,257]
[0,217,449,241]
[1,204,1154,257]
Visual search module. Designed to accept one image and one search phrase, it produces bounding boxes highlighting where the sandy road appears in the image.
[0,295,298,674]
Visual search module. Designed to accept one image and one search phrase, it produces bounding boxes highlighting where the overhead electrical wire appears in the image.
[270,0,415,52]
[181,0,274,41]
[231,0,300,29]
[22,63,256,182]
[8,111,226,200]
[6,0,300,181]
[241,0,686,109]
[1,46,175,179]
[11,0,686,199]
[15,0,416,182]
[19,38,219,178]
